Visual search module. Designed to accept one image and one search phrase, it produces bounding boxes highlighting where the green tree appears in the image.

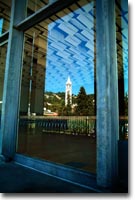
[58,100,65,116]
[75,86,88,116]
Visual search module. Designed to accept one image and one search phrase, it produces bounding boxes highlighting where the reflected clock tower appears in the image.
[65,76,72,106]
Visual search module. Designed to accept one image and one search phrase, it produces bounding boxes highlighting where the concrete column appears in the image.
[20,56,31,115]
[96,0,119,188]
[0,0,27,158]
[30,36,46,115]
[30,87,44,115]
[20,86,29,115]
[30,64,45,115]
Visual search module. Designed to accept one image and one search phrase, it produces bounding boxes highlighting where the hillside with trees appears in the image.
[44,87,95,116]
[44,88,128,117]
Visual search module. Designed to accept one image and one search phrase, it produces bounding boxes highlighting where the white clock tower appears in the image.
[65,76,72,105]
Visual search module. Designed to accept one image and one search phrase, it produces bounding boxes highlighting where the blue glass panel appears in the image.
[45,2,95,95]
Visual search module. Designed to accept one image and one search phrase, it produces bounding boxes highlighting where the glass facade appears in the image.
[16,0,128,173]
[0,0,11,34]
[116,0,128,140]
[0,0,128,191]
[17,0,96,173]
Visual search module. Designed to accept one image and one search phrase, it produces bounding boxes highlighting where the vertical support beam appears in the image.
[30,87,44,115]
[30,36,46,115]
[1,0,27,158]
[20,86,30,115]
[96,0,119,188]
[20,56,31,115]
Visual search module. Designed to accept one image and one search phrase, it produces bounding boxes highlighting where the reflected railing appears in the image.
[19,116,128,140]
[119,117,128,140]
[19,116,96,138]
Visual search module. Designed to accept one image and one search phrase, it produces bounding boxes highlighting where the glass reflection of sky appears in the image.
[121,0,128,94]
[45,2,95,95]
[0,18,3,35]
[44,0,128,95]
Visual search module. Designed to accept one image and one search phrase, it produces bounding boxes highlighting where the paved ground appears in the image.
[0,161,97,193]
